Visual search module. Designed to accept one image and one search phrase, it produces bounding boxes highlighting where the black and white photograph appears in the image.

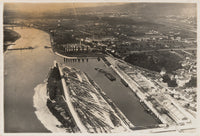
[0,0,199,135]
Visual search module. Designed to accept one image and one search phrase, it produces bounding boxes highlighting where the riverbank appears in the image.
[44,61,134,133]
[55,51,102,60]
[4,26,162,132]
[84,73,134,130]
[105,57,168,125]
[4,27,54,132]
[33,82,66,132]
[4,29,21,52]
[105,56,195,127]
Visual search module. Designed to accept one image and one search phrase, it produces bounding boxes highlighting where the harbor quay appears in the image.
[46,61,134,132]
[3,3,197,134]
[105,56,195,128]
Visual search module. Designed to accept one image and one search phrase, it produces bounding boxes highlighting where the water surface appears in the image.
[4,27,158,132]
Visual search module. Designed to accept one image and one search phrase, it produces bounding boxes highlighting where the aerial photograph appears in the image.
[3,2,197,134]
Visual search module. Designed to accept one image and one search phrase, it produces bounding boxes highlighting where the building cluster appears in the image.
[62,44,90,53]
[115,60,196,126]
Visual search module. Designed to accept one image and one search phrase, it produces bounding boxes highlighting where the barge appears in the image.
[45,62,134,133]
[105,73,116,81]
[95,68,116,81]
[121,79,128,87]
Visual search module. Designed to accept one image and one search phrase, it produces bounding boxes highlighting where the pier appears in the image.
[53,61,135,132]
[7,47,34,51]
[105,56,195,128]
[55,61,88,133]
[106,57,170,125]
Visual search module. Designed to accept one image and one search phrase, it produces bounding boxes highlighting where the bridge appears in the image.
[4,24,25,30]
[7,47,34,51]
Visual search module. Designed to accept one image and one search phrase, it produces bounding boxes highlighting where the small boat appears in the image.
[121,79,128,87]
[105,73,116,81]
[44,46,51,48]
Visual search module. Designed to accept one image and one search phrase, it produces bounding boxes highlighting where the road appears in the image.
[129,48,196,53]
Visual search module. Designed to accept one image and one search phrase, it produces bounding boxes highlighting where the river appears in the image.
[4,27,158,132]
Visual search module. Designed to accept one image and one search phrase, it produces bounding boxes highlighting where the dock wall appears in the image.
[55,61,88,133]
[106,57,168,124]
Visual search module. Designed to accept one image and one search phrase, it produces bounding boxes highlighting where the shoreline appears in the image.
[58,63,132,132]
[33,82,66,133]
[84,72,134,130]
[55,51,99,59]
[4,28,21,52]
[105,57,167,124]
[42,62,134,133]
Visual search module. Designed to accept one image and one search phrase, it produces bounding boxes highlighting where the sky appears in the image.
[4,3,196,18]
[4,3,124,13]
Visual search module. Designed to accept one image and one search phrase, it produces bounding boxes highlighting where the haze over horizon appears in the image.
[4,3,124,13]
[4,3,196,17]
